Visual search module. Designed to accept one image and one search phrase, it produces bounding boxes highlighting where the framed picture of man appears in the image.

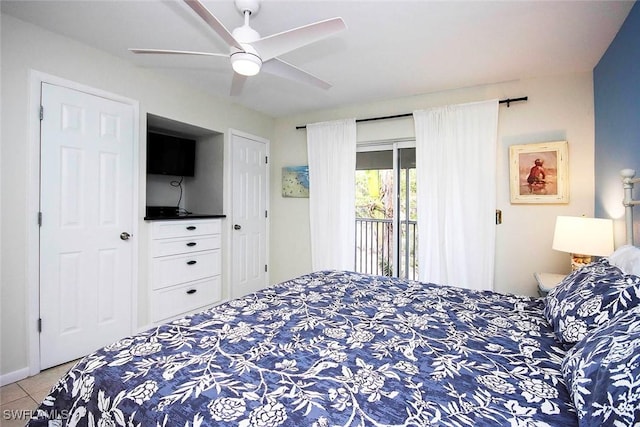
[509,141,569,204]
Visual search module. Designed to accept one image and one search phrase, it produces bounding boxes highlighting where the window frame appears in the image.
[356,138,416,278]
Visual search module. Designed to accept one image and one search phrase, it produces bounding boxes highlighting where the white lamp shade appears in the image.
[231,52,262,76]
[552,216,614,256]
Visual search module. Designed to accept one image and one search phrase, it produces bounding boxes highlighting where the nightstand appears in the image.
[534,272,566,297]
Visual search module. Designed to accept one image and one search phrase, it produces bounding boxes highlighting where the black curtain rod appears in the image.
[295,96,528,130]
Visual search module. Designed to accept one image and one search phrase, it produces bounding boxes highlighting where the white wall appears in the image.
[189,134,226,214]
[270,72,596,296]
[0,14,274,379]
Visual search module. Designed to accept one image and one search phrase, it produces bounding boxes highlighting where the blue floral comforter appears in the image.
[29,271,577,426]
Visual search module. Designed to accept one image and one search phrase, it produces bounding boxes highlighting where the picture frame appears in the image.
[509,141,569,204]
[282,165,309,198]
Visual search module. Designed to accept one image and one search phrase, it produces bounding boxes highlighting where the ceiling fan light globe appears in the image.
[231,52,262,76]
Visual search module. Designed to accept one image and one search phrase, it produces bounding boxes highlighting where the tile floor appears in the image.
[0,361,77,427]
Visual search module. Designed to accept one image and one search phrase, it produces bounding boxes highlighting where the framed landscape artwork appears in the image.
[509,141,569,204]
[282,165,309,198]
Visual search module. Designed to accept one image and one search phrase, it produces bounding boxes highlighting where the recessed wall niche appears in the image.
[145,113,224,216]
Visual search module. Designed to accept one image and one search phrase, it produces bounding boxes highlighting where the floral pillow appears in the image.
[544,258,640,346]
[561,305,640,426]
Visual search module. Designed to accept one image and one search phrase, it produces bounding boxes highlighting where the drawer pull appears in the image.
[186,260,197,265]
[186,242,197,247]
[186,226,197,230]
[186,289,197,295]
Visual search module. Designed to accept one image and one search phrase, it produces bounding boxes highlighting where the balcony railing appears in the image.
[355,217,418,280]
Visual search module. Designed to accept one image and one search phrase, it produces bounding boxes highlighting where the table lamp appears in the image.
[552,216,614,270]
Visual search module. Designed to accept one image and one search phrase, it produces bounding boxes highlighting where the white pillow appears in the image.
[607,245,640,276]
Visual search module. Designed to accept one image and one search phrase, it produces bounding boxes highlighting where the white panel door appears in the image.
[39,83,135,369]
[231,133,268,298]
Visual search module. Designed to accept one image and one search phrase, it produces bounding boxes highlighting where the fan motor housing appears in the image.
[232,25,260,43]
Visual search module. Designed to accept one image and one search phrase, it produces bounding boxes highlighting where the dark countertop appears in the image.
[144,213,226,221]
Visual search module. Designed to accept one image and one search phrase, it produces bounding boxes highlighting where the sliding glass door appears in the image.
[355,141,417,279]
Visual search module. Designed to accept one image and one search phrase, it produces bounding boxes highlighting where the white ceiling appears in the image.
[2,0,634,118]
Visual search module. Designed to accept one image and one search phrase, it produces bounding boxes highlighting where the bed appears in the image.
[28,170,640,427]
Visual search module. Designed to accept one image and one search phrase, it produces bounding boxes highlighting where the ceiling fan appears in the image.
[129,0,347,95]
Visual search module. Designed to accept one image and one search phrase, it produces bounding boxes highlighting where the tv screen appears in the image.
[146,131,196,177]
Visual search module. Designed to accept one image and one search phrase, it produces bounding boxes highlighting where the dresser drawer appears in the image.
[152,219,221,239]
[152,250,221,290]
[152,276,222,322]
[152,234,221,257]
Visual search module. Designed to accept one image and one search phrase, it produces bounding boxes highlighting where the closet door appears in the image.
[230,132,269,298]
[39,83,136,369]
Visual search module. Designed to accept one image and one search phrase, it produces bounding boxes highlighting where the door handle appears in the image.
[234,224,241,230]
[120,232,131,241]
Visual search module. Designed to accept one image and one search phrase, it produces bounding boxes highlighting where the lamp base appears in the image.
[571,253,592,271]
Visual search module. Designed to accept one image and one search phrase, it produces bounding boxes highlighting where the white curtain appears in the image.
[413,100,499,290]
[307,118,357,271]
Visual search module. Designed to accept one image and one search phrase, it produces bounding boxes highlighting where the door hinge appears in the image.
[265,264,268,272]
[38,318,42,333]
[265,210,268,218]
[38,212,42,227]
[265,156,268,164]
[40,106,44,121]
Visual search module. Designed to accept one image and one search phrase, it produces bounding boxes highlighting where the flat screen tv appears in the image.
[147,131,196,177]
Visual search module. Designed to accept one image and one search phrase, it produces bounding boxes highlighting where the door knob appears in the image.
[120,232,131,241]
[234,224,241,230]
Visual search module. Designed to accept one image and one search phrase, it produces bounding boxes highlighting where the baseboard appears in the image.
[0,367,30,386]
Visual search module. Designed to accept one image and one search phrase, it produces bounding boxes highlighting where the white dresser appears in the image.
[149,218,222,322]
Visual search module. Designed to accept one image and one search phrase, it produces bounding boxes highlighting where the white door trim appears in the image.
[26,70,140,375]
[223,129,270,299]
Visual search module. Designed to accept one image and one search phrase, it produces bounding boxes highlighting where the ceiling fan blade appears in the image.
[230,73,248,96]
[262,58,332,90]
[129,48,228,58]
[184,0,243,50]
[252,17,346,61]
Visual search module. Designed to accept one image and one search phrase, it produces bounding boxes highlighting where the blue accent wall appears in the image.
[594,2,640,229]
